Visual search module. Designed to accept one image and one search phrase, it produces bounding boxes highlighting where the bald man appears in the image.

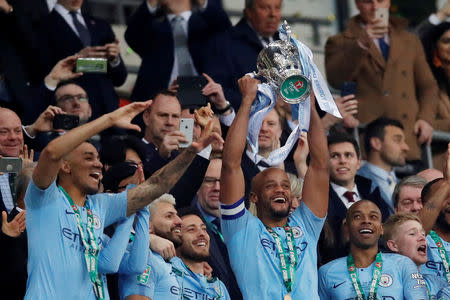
[0,108,24,214]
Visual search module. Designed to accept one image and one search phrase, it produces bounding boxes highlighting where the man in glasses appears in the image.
[193,156,242,299]
[54,80,92,124]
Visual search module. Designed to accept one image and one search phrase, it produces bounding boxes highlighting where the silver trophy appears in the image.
[254,21,311,104]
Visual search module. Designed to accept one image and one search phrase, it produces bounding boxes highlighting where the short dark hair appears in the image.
[421,177,444,204]
[55,80,85,99]
[327,130,360,158]
[364,117,404,154]
[100,135,146,166]
[151,89,177,100]
[177,207,204,221]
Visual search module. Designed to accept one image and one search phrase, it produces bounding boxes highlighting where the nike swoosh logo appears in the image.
[65,209,75,215]
[333,281,345,288]
[429,246,438,249]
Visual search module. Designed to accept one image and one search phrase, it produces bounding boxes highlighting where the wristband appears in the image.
[213,101,231,114]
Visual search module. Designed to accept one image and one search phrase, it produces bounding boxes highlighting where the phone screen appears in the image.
[179,118,194,148]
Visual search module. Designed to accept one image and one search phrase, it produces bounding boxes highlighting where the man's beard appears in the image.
[436,211,450,233]
[180,245,210,262]
[154,227,182,248]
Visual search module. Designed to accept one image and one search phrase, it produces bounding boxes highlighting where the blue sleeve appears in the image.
[102,190,128,227]
[24,179,58,209]
[291,202,325,240]
[219,198,252,243]
[318,266,330,300]
[401,257,428,299]
[119,206,150,275]
[220,281,231,300]
[98,215,135,274]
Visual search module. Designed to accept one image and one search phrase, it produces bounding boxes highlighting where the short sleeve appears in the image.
[220,197,251,243]
[24,179,59,209]
[291,202,325,240]
[101,190,128,227]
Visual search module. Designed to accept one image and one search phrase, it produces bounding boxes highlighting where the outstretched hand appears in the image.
[2,210,26,238]
[194,103,214,129]
[190,120,224,153]
[108,100,152,131]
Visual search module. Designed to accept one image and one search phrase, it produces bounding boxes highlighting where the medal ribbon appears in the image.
[347,252,383,300]
[59,186,105,299]
[429,230,450,283]
[265,225,297,293]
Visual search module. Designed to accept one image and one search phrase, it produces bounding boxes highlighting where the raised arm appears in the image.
[127,121,223,215]
[32,101,152,189]
[302,92,330,218]
[419,144,450,234]
[219,76,259,205]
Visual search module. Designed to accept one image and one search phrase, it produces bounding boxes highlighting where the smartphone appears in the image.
[341,82,357,97]
[375,7,389,27]
[76,58,107,73]
[0,157,23,173]
[53,114,80,130]
[177,76,209,111]
[179,118,194,148]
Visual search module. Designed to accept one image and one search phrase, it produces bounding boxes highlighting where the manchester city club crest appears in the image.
[379,274,393,287]
[291,226,303,238]
[93,214,101,230]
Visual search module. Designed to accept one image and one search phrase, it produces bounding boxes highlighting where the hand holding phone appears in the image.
[0,157,23,174]
[179,118,194,148]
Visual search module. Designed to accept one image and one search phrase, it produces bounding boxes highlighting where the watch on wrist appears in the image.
[213,101,231,114]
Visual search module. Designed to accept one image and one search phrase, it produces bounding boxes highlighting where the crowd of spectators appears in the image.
[1,0,450,299]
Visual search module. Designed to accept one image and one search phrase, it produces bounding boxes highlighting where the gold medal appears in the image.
[284,294,292,300]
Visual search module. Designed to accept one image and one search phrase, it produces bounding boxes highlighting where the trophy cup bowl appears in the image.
[254,22,311,104]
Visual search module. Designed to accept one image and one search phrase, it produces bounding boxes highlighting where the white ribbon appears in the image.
[246,24,341,167]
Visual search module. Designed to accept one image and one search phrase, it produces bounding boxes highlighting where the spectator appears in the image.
[357,117,409,214]
[318,200,427,299]
[392,175,427,214]
[220,76,329,298]
[100,135,146,171]
[192,157,242,300]
[325,131,389,262]
[124,0,231,102]
[204,0,282,108]
[325,0,440,161]
[0,108,24,215]
[418,145,450,283]
[384,213,448,298]
[141,91,218,206]
[417,5,450,168]
[23,100,221,299]
[0,164,32,300]
[35,0,127,119]
[417,168,444,182]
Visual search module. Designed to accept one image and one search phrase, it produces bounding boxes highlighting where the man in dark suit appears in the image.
[124,0,230,102]
[36,0,127,119]
[141,90,211,207]
[0,108,24,216]
[323,131,390,262]
[204,0,282,108]
[191,157,242,300]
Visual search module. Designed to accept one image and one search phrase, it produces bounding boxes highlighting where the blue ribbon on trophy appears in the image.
[247,21,341,166]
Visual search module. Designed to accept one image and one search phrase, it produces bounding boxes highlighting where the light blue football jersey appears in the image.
[171,257,230,300]
[422,234,450,282]
[220,198,325,300]
[119,250,178,300]
[423,273,449,300]
[436,285,450,299]
[24,180,128,300]
[318,253,428,299]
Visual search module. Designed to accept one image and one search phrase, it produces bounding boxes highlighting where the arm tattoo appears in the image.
[126,149,196,215]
